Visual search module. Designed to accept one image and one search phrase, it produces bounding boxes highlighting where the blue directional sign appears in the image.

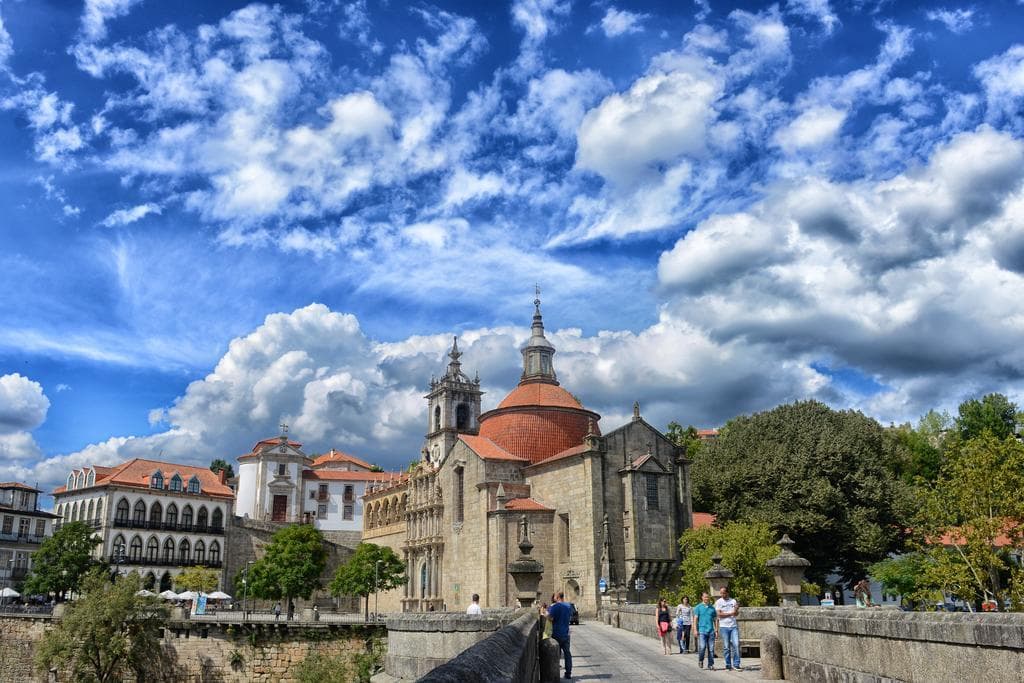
[599,578,607,593]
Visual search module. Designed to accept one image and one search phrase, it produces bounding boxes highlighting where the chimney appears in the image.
[218,468,227,485]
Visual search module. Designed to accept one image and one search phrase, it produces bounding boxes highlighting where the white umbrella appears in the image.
[136,589,155,597]
[176,590,198,600]
[159,590,178,600]
[207,591,231,600]
[0,587,19,598]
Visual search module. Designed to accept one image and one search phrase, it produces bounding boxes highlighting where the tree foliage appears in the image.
[912,432,1024,609]
[238,524,327,607]
[956,393,1018,442]
[690,400,912,584]
[22,521,103,600]
[884,410,950,484]
[35,569,172,682]
[868,553,940,609]
[173,565,220,593]
[209,458,235,480]
[330,543,406,619]
[662,522,780,607]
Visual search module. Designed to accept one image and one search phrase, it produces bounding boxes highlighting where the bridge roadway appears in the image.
[565,620,762,682]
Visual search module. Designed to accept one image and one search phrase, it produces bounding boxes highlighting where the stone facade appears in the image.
[363,299,693,618]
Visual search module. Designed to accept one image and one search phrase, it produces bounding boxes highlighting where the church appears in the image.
[363,297,693,617]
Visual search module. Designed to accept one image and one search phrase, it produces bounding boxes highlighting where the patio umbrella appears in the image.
[136,589,155,597]
[176,590,198,601]
[159,590,178,600]
[0,587,19,598]
[207,591,231,600]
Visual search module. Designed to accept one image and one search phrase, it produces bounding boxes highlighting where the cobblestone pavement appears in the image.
[563,621,763,682]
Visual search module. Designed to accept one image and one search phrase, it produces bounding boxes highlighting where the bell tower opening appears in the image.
[424,336,483,467]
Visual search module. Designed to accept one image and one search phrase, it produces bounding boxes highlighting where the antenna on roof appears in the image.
[157,449,164,459]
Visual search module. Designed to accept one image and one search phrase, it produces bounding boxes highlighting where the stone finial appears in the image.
[496,483,507,511]
[767,534,810,607]
[632,401,641,421]
[508,513,543,608]
[704,553,734,594]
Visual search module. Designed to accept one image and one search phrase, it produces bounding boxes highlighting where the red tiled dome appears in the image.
[479,381,600,464]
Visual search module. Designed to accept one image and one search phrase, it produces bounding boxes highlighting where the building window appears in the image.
[187,476,200,494]
[454,467,464,524]
[182,505,194,529]
[317,504,328,519]
[645,474,659,510]
[194,540,205,563]
[115,499,129,523]
[278,463,286,476]
[343,504,353,520]
[146,537,158,561]
[169,474,182,492]
[209,541,220,564]
[309,490,316,499]
[18,518,29,537]
[162,538,174,562]
[560,513,570,560]
[150,471,163,489]
[343,485,354,503]
[456,403,470,430]
[166,504,178,527]
[129,536,143,561]
[35,520,45,537]
[132,500,146,524]
[212,508,223,529]
[178,539,190,563]
[434,405,442,432]
[319,484,329,501]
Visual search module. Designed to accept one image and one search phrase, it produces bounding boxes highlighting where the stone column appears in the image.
[766,534,810,607]
[704,553,734,595]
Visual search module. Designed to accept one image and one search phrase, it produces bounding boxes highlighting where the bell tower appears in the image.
[424,337,483,467]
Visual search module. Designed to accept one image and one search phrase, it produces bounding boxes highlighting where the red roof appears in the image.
[0,482,41,492]
[312,449,374,470]
[693,512,716,528]
[497,382,584,410]
[302,470,403,482]
[697,429,719,438]
[530,443,588,467]
[505,497,554,511]
[479,407,599,464]
[459,435,529,461]
[53,458,235,499]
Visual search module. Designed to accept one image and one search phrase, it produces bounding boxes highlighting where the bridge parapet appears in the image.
[415,611,540,683]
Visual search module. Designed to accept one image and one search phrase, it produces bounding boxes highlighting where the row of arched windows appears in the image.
[365,493,407,530]
[65,468,97,491]
[149,471,201,494]
[112,498,223,529]
[56,498,103,524]
[111,534,221,565]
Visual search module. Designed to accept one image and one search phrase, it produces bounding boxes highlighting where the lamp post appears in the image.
[242,560,254,620]
[374,559,382,621]
[112,542,127,580]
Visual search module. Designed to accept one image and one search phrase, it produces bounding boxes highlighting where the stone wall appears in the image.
[418,611,540,683]
[0,615,379,683]
[383,609,522,680]
[777,608,1024,683]
[599,602,778,655]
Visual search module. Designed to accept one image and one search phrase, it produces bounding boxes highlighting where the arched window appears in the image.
[129,536,143,561]
[112,534,126,559]
[162,538,175,562]
[169,474,182,492]
[196,507,208,530]
[187,476,200,494]
[166,504,178,528]
[178,538,190,563]
[212,508,223,530]
[151,471,164,489]
[71,502,79,522]
[420,563,428,599]
[96,499,103,522]
[453,466,464,524]
[86,500,94,524]
[434,405,442,431]
[146,536,159,562]
[208,541,220,564]
[132,500,146,524]
[456,403,470,430]
[86,469,95,487]
[149,501,162,526]
[75,472,83,489]
[194,540,205,563]
[144,572,156,590]
[67,473,75,491]
[115,498,130,523]
[181,505,194,529]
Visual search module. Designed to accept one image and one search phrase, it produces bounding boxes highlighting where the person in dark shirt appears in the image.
[547,591,573,679]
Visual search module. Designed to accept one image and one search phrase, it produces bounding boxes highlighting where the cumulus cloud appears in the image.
[785,0,839,35]
[591,7,649,38]
[973,45,1024,125]
[80,0,145,43]
[0,374,50,434]
[0,8,13,72]
[925,8,975,34]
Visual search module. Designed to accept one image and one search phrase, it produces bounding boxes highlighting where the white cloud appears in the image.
[0,374,50,434]
[338,0,383,55]
[80,0,144,43]
[592,7,649,38]
[510,0,571,75]
[973,45,1024,124]
[785,0,839,35]
[926,8,975,34]
[773,104,846,151]
[443,167,509,207]
[101,203,162,227]
[0,9,13,72]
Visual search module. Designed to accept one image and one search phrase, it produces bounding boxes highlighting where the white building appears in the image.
[1,482,59,587]
[53,459,234,592]
[234,433,402,535]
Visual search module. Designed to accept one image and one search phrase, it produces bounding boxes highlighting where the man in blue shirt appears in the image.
[692,591,718,671]
[547,591,573,679]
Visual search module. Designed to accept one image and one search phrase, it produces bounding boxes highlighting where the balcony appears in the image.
[107,556,223,569]
[0,532,45,544]
[110,521,225,535]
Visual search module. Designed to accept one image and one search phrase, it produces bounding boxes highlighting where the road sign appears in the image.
[635,579,646,591]
[599,578,607,593]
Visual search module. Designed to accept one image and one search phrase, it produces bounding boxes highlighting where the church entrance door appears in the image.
[272,495,288,522]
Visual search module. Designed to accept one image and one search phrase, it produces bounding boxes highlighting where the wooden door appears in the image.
[272,495,287,522]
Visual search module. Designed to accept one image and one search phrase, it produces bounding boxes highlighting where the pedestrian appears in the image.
[313,604,319,621]
[675,596,693,653]
[547,591,574,680]
[693,591,717,671]
[715,586,741,671]
[539,602,553,638]
[466,593,482,615]
[273,602,281,621]
[656,598,672,654]
[854,579,873,608]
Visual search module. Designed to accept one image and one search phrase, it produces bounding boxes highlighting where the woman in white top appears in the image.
[675,596,693,653]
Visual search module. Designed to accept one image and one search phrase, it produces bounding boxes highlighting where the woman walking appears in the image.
[675,596,693,653]
[656,599,673,654]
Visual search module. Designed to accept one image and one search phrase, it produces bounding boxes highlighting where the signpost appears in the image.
[599,578,607,594]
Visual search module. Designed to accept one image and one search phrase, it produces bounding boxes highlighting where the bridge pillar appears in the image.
[761,634,784,679]
[539,637,561,683]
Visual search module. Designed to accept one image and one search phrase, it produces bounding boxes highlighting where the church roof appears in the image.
[497,382,583,410]
[312,449,374,470]
[529,443,589,467]
[459,435,529,461]
[238,436,304,461]
[505,497,553,511]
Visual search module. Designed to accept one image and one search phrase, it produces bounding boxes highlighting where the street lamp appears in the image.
[242,560,254,620]
[374,559,383,621]
[112,543,127,580]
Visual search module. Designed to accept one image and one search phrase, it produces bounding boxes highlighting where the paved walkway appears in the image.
[564,621,762,682]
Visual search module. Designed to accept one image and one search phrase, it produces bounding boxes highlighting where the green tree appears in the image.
[35,569,171,682]
[22,521,103,600]
[956,393,1018,441]
[913,432,1024,609]
[209,458,235,480]
[692,400,912,584]
[330,543,406,620]
[868,553,940,609]
[885,411,949,484]
[662,521,780,607]
[173,566,220,593]
[237,524,327,615]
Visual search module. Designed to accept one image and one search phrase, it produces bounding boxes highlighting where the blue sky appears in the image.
[2,0,1024,495]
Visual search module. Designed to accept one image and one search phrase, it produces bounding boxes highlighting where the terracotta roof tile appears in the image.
[53,458,234,499]
[303,470,403,482]
[459,435,529,461]
[312,449,374,470]
[0,482,41,492]
[693,512,716,528]
[530,443,588,467]
[479,407,598,464]
[505,497,554,511]
[497,382,584,410]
